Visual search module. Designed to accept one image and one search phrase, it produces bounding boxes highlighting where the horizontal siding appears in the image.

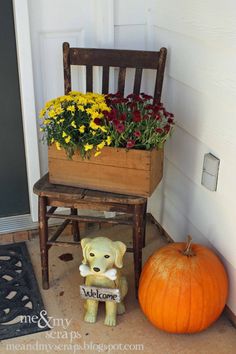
[162,77,236,156]
[149,0,236,49]
[149,183,212,246]
[165,125,236,206]
[153,26,236,101]
[160,158,236,267]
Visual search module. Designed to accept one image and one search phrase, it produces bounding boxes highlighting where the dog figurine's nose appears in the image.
[93,267,100,272]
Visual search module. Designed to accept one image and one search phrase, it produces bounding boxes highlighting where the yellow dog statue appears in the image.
[79,237,128,326]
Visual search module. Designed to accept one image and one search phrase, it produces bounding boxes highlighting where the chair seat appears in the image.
[33,173,146,205]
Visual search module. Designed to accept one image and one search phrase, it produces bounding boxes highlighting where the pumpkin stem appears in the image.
[182,235,196,257]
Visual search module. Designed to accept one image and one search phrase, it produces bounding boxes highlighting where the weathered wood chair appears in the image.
[33,42,167,297]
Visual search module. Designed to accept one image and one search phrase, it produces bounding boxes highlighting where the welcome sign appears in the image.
[80,285,121,303]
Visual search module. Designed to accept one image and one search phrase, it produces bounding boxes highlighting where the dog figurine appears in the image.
[80,237,128,326]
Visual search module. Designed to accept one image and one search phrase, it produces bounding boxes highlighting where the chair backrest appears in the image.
[63,42,167,102]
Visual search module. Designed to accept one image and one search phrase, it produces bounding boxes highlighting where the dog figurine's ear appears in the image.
[113,241,127,268]
[81,238,92,264]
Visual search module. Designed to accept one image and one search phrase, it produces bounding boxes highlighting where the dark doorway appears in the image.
[0,0,30,217]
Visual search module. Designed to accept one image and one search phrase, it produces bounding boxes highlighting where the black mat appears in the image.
[0,242,49,340]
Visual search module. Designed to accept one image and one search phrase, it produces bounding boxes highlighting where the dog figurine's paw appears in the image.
[117,302,126,315]
[104,314,116,327]
[84,311,97,323]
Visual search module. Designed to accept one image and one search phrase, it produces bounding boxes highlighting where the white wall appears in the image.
[27,0,236,314]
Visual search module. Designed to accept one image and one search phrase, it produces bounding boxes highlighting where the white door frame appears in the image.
[12,0,40,222]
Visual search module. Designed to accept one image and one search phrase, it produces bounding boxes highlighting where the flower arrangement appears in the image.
[39,91,111,158]
[40,91,174,158]
[104,92,174,150]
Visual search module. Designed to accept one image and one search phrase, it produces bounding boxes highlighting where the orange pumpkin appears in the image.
[138,236,228,333]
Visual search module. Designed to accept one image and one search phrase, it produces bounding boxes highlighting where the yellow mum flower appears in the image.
[98,102,110,111]
[67,105,75,112]
[43,119,51,125]
[84,143,93,151]
[94,151,101,157]
[51,138,55,143]
[77,105,85,112]
[65,136,71,144]
[71,121,76,128]
[45,100,53,109]
[55,106,64,115]
[39,109,46,118]
[62,131,67,137]
[91,111,100,119]
[59,95,68,102]
[69,91,81,96]
[86,108,94,116]
[55,142,61,150]
[89,121,99,130]
[79,125,85,133]
[77,96,87,105]
[106,136,112,145]
[99,126,107,132]
[97,141,105,150]
[48,110,56,118]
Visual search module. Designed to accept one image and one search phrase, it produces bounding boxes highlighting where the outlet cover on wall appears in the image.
[201,153,220,191]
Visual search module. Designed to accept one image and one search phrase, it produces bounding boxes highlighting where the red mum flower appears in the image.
[119,113,127,121]
[168,117,174,124]
[116,123,125,133]
[113,119,119,126]
[126,139,135,148]
[141,93,153,100]
[127,101,137,110]
[164,124,171,132]
[127,93,136,99]
[94,118,101,125]
[107,109,117,121]
[145,104,154,111]
[154,114,161,120]
[155,128,163,134]
[134,130,141,137]
[132,110,141,122]
[102,110,109,117]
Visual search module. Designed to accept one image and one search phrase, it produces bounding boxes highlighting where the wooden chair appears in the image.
[33,43,167,297]
[63,42,167,100]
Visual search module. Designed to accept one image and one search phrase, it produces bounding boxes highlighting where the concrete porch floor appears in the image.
[1,221,236,354]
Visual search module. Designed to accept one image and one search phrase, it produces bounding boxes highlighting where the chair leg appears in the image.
[142,200,147,248]
[132,204,143,298]
[38,196,49,289]
[71,208,80,242]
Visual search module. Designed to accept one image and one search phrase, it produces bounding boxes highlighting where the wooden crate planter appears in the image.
[48,145,164,197]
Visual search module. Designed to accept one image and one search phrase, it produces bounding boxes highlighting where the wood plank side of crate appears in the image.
[48,145,163,196]
[48,145,151,170]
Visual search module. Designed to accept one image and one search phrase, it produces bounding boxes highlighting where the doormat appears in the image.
[0,242,49,340]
